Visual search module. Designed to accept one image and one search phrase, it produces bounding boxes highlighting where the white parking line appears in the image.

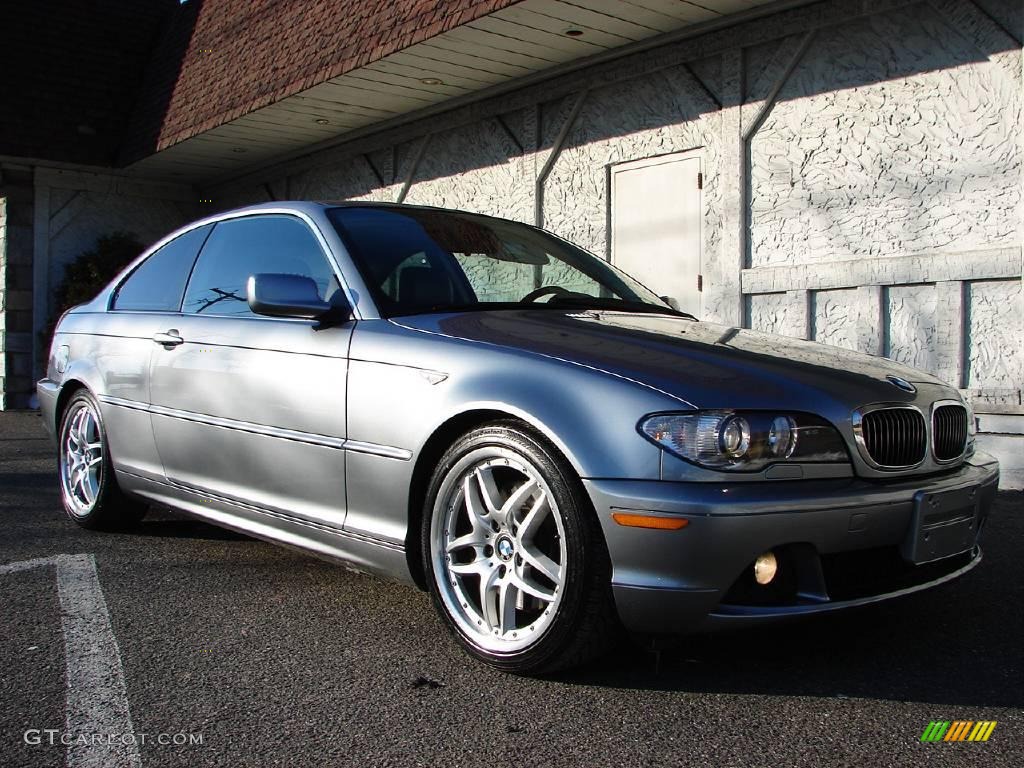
[0,556,56,574]
[2,555,141,768]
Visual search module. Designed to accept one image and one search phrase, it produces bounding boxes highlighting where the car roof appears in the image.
[203,200,516,225]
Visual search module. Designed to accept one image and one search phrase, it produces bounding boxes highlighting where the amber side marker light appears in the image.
[611,512,689,530]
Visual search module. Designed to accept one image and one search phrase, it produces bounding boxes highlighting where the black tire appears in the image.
[57,390,147,530]
[421,421,619,674]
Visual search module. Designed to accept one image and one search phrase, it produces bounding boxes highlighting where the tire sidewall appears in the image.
[422,423,596,672]
[57,390,118,527]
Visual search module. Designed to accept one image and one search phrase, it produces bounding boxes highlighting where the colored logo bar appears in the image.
[921,721,997,742]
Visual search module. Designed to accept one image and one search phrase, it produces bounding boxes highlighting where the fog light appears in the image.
[753,552,778,585]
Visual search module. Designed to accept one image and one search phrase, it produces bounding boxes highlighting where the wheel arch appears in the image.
[54,379,90,432]
[404,407,584,590]
[405,409,510,589]
[53,349,107,431]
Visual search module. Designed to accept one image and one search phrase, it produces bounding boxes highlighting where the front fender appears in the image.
[340,320,688,548]
[347,323,685,480]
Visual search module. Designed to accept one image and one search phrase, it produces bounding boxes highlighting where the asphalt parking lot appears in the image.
[1,410,1021,767]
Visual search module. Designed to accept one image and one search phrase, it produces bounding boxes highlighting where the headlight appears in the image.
[639,410,849,471]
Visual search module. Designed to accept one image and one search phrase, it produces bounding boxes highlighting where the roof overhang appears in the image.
[126,0,815,185]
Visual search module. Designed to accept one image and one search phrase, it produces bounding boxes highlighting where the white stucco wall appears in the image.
[749,10,1020,267]
[743,2,1022,416]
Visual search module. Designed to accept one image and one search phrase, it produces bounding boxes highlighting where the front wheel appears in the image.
[422,422,618,674]
[58,390,147,530]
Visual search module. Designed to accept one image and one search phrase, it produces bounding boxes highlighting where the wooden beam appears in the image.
[741,247,1022,294]
[935,280,966,387]
[535,90,587,227]
[396,134,432,204]
[741,30,816,142]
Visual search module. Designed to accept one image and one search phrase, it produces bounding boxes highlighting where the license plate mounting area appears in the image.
[901,485,980,565]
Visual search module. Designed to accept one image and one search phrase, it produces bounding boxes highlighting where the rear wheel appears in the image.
[58,390,147,530]
[422,422,618,674]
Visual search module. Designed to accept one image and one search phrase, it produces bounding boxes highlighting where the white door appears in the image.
[611,152,702,315]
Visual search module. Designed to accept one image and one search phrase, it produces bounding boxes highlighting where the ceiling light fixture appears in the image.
[231,147,247,153]
[565,29,584,37]
[314,118,330,125]
[419,77,444,85]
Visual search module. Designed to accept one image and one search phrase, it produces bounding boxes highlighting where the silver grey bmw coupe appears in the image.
[39,202,999,673]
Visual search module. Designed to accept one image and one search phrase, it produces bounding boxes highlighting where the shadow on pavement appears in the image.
[559,491,1023,710]
[131,514,252,542]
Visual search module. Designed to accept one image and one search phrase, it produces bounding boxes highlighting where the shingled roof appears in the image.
[119,0,524,165]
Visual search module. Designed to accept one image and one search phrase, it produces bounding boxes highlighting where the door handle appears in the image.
[152,330,184,347]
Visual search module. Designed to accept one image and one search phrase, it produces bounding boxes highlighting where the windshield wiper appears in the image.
[390,298,698,321]
[544,295,697,321]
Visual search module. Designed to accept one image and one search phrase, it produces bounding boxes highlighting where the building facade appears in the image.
[1,0,1021,485]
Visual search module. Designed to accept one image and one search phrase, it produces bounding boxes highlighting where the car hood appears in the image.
[398,309,951,411]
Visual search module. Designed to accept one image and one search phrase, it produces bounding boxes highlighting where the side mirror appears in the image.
[247,273,345,321]
[660,295,681,311]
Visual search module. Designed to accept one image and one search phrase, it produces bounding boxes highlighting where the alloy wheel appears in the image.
[60,402,104,517]
[430,448,567,654]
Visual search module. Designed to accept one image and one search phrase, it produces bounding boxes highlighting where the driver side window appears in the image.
[182,215,339,317]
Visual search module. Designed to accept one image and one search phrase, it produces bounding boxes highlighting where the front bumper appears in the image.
[584,452,1000,634]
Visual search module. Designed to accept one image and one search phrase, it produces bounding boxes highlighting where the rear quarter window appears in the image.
[112,225,212,312]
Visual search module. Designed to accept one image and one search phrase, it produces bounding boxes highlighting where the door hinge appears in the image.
[696,172,703,190]
[697,274,703,292]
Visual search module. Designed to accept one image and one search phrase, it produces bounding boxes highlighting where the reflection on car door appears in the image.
[148,214,352,528]
[99,224,213,482]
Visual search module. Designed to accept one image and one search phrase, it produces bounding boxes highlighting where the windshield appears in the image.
[328,206,675,318]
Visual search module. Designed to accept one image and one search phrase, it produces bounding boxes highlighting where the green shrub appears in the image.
[44,231,144,346]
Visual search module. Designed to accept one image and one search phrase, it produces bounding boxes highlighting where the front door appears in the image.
[610,152,703,316]
[148,213,352,529]
[97,224,213,482]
